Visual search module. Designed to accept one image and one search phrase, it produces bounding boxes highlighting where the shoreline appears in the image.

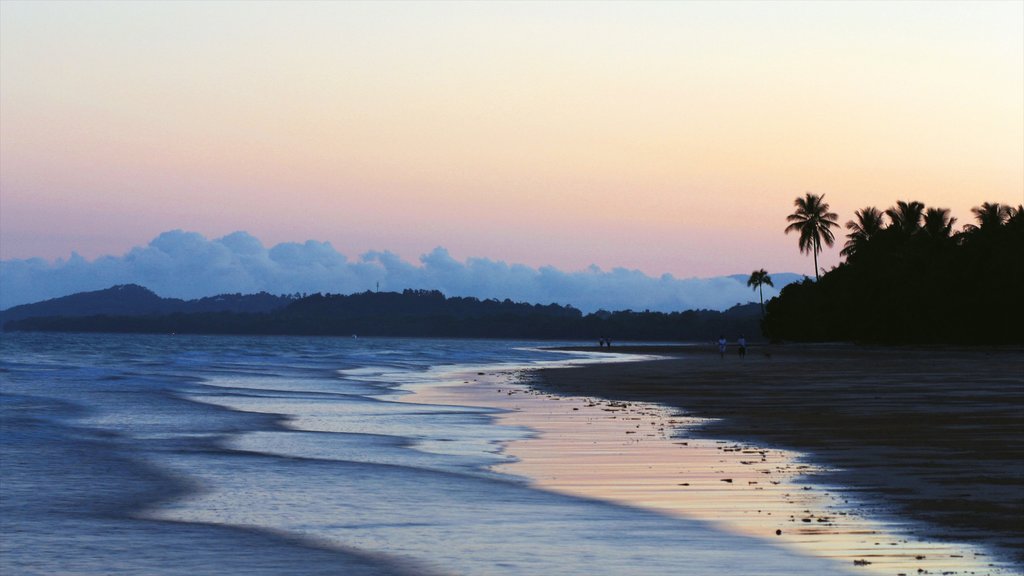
[397,359,865,575]
[532,344,1024,568]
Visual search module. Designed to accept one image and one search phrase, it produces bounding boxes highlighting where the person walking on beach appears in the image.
[717,335,727,358]
[737,335,747,358]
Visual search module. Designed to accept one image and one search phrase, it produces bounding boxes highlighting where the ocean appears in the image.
[0,333,998,575]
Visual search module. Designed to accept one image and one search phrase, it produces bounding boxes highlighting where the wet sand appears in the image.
[534,344,1024,569]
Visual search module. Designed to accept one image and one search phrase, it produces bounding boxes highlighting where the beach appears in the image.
[4,333,1020,574]
[531,344,1024,568]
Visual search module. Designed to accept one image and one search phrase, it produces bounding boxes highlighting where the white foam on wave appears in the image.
[145,341,855,575]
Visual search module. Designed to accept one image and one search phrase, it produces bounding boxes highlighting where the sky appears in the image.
[1,1,1022,300]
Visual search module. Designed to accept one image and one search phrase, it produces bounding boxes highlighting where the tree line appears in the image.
[764,197,1023,343]
[6,288,766,342]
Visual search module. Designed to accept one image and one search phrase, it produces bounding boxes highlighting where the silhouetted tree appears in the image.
[785,193,839,281]
[747,269,773,317]
[766,198,1024,344]
[1007,205,1024,234]
[968,202,1012,231]
[886,200,925,235]
[922,207,956,240]
[841,206,885,258]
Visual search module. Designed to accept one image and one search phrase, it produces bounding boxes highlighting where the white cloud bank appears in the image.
[1,230,799,312]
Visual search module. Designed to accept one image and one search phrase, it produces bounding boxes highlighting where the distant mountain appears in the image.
[0,284,293,330]
[3,286,765,341]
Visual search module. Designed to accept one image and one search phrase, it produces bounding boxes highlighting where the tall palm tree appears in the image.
[885,200,925,235]
[747,269,774,317]
[785,193,839,281]
[841,206,885,258]
[923,207,956,239]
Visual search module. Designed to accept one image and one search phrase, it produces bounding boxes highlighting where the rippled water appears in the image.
[1,332,862,575]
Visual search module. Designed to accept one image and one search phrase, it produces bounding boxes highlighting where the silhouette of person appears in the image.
[737,335,747,358]
[718,335,727,358]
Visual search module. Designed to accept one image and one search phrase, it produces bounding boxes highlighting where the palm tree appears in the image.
[1007,205,1024,233]
[885,200,925,235]
[970,202,1012,230]
[922,207,956,239]
[785,193,839,281]
[841,206,885,258]
[747,269,774,317]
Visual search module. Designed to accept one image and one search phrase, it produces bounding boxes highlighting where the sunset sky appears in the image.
[2,0,1022,280]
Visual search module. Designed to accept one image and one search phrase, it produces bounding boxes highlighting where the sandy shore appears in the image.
[533,344,1024,567]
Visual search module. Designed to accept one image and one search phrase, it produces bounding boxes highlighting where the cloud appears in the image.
[0,230,798,312]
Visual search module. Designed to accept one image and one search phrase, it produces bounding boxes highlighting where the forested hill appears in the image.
[3,287,763,342]
[0,284,294,328]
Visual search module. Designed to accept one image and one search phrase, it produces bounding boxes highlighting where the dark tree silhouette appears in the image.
[922,207,956,240]
[5,288,769,342]
[1007,205,1024,233]
[969,201,1012,231]
[886,200,925,235]
[766,199,1023,344]
[785,193,839,281]
[841,206,885,258]
[747,269,773,317]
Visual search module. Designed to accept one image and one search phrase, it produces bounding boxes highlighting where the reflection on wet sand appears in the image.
[411,368,1017,576]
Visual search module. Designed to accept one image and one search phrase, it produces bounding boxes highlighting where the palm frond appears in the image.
[924,207,956,238]
[971,202,1011,229]
[842,206,885,256]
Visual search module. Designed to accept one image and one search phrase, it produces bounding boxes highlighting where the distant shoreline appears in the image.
[533,343,1024,566]
[0,285,766,342]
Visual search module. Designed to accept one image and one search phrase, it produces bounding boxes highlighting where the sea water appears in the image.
[1,332,860,575]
